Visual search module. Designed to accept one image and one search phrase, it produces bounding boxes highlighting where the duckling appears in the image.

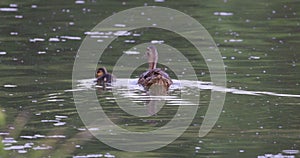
[95,67,113,86]
[138,46,172,92]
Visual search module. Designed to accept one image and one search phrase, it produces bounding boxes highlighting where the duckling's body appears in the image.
[138,46,172,92]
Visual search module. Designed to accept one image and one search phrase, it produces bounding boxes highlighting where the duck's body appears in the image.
[95,67,113,86]
[138,46,172,92]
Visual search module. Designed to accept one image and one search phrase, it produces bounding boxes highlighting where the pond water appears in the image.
[0,0,299,158]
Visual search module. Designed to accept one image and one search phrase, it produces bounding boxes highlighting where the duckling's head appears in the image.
[96,67,108,78]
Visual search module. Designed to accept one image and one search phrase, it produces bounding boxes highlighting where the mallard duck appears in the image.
[138,46,172,92]
[95,67,113,86]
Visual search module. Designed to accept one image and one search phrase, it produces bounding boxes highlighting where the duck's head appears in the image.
[146,45,158,70]
[96,67,108,78]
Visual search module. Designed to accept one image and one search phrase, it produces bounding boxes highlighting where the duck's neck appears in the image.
[148,61,157,70]
[148,50,158,70]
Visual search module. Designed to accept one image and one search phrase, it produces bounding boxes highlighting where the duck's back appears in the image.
[138,68,172,90]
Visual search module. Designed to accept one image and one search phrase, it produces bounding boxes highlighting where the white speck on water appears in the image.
[73,154,104,158]
[104,153,115,158]
[46,135,66,138]
[18,150,27,154]
[75,0,85,4]
[154,0,165,2]
[4,145,24,150]
[228,39,243,42]
[133,33,141,37]
[124,40,135,43]
[4,84,17,88]
[9,4,18,7]
[88,128,100,131]
[239,149,245,153]
[69,22,75,25]
[123,51,140,55]
[32,145,52,150]
[47,99,65,102]
[15,15,23,19]
[53,122,66,126]
[195,146,201,150]
[41,120,58,123]
[55,115,68,119]
[31,5,38,8]
[272,10,276,14]
[60,36,81,40]
[151,40,164,44]
[214,12,233,16]
[49,38,60,42]
[0,52,7,55]
[282,150,299,154]
[20,134,45,139]
[0,8,18,12]
[0,132,9,136]
[10,32,18,36]
[29,38,45,43]
[114,24,126,27]
[37,51,46,54]
[113,31,130,36]
[75,145,81,148]
[2,138,17,144]
[248,56,261,60]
